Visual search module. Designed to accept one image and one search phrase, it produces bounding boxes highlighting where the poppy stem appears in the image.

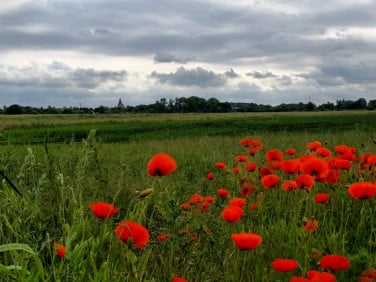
[239,250,249,281]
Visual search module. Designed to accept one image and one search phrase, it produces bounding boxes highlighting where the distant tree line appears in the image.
[2,97,375,115]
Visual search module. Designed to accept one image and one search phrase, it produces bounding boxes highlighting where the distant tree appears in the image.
[44,106,60,114]
[352,98,367,109]
[336,100,345,111]
[318,102,335,111]
[367,99,376,110]
[4,104,23,115]
[94,106,111,114]
[207,98,221,112]
[219,102,232,112]
[305,102,317,111]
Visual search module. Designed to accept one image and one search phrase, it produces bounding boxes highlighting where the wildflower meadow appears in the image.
[0,112,375,281]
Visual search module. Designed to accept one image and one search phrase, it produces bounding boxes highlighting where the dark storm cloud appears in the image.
[150,67,226,88]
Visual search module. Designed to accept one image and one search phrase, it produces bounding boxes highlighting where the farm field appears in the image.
[0,111,375,281]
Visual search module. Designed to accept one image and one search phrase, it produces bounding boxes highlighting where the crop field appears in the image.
[0,111,375,281]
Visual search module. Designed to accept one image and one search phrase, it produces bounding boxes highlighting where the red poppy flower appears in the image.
[217,188,229,198]
[204,196,215,203]
[205,172,214,181]
[319,254,351,270]
[189,193,203,205]
[240,185,253,198]
[229,197,246,208]
[259,166,273,177]
[304,219,318,233]
[347,182,376,200]
[333,158,352,170]
[114,220,150,249]
[221,205,243,223]
[200,202,210,213]
[235,154,249,163]
[214,162,226,171]
[233,167,241,174]
[285,148,297,156]
[361,268,376,279]
[261,174,280,189]
[282,159,300,174]
[243,138,263,154]
[89,202,119,218]
[240,178,248,184]
[334,144,351,155]
[245,163,258,172]
[157,234,169,241]
[147,153,177,177]
[316,147,332,158]
[296,174,315,190]
[180,203,191,210]
[281,180,298,192]
[271,258,299,272]
[271,160,283,170]
[247,148,258,156]
[54,243,66,258]
[366,154,376,166]
[231,233,262,250]
[357,277,374,282]
[323,167,340,184]
[172,277,188,282]
[306,270,336,282]
[240,139,250,147]
[266,149,284,163]
[306,141,322,151]
[248,202,258,211]
[301,157,329,180]
[314,193,330,204]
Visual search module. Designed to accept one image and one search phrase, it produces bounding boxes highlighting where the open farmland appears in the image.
[0,111,375,281]
[0,111,375,144]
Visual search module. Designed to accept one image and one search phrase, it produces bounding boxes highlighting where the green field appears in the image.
[0,112,375,281]
[1,111,375,144]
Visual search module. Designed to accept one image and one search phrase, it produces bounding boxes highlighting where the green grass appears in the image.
[0,111,375,144]
[0,113,375,281]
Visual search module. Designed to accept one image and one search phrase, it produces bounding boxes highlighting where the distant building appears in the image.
[117,98,125,109]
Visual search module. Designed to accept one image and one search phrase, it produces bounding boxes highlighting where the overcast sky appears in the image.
[1,0,376,108]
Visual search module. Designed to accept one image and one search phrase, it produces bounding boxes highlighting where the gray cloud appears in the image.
[1,0,375,65]
[224,68,239,78]
[150,67,226,88]
[153,52,192,64]
[297,61,376,87]
[0,62,127,89]
[1,0,376,107]
[246,71,277,79]
[70,68,127,88]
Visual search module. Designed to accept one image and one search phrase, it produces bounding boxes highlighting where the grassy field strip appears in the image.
[1,111,375,145]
